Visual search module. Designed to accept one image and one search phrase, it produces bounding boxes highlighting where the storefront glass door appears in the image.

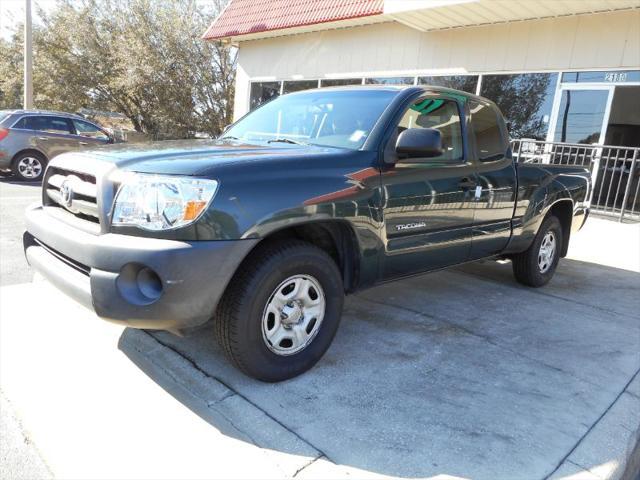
[548,86,613,145]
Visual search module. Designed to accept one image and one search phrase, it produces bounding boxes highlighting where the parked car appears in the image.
[23,86,590,381]
[0,110,114,181]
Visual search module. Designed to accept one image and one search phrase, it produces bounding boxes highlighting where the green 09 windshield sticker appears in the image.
[410,98,444,114]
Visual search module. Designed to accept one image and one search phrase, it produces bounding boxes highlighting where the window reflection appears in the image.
[481,73,558,140]
[553,89,609,144]
[282,80,318,94]
[365,77,414,85]
[418,75,478,94]
[249,82,281,110]
[320,78,362,87]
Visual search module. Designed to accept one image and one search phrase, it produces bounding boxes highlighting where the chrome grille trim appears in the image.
[46,188,100,218]
[45,168,99,224]
[48,173,98,198]
[43,154,120,234]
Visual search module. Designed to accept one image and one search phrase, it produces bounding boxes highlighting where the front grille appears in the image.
[45,167,100,224]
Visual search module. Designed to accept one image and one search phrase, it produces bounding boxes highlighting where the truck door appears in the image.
[379,95,477,279]
[467,100,517,259]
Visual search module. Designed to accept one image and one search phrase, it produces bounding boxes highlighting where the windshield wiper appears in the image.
[267,137,308,146]
[219,135,240,141]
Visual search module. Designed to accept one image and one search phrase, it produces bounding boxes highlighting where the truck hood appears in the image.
[65,139,347,176]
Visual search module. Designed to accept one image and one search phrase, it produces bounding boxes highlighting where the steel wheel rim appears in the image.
[261,274,326,356]
[538,231,556,274]
[17,157,43,179]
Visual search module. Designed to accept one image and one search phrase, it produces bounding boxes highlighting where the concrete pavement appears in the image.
[0,176,39,286]
[0,217,638,479]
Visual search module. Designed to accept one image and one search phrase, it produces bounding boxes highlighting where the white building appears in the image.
[205,0,640,148]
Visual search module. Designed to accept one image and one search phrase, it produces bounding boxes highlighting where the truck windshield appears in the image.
[222,89,398,150]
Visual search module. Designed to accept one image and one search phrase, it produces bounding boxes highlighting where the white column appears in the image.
[23,0,34,109]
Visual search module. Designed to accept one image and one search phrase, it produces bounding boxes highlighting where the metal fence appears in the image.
[512,139,640,222]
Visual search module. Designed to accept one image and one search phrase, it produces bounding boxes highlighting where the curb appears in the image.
[118,328,325,477]
[549,371,640,480]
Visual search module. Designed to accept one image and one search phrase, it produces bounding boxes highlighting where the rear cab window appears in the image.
[469,100,508,161]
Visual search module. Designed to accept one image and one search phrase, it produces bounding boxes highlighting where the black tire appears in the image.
[12,151,47,182]
[214,240,344,382]
[512,215,563,287]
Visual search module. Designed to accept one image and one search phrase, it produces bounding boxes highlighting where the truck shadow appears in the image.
[119,257,640,479]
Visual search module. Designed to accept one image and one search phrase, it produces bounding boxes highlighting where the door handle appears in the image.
[459,177,476,189]
[37,137,49,141]
[79,141,89,146]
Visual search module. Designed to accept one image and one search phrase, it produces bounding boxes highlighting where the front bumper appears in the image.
[24,205,258,331]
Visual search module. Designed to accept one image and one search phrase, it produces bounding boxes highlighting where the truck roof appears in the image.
[286,84,486,102]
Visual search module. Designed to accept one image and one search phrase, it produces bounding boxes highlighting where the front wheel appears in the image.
[214,240,344,382]
[512,215,563,287]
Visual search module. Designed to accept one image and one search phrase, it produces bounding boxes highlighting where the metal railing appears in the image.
[512,139,640,222]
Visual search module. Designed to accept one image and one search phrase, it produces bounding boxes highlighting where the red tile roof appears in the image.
[203,0,385,41]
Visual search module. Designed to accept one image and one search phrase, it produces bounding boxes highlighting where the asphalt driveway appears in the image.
[1,217,638,479]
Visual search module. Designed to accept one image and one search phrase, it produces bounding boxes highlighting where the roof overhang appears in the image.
[383,0,640,32]
[204,0,640,44]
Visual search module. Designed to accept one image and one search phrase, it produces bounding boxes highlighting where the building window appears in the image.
[561,70,640,84]
[320,78,362,87]
[282,80,318,94]
[365,77,414,85]
[553,89,609,144]
[249,82,281,110]
[481,73,558,140]
[418,75,478,94]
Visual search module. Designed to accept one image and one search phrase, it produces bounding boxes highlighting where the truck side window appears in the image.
[469,100,505,161]
[396,98,463,162]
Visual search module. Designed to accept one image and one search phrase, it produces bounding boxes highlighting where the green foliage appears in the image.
[0,0,235,138]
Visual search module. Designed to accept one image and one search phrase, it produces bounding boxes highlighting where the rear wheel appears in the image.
[512,215,562,287]
[215,240,344,382]
[13,152,47,182]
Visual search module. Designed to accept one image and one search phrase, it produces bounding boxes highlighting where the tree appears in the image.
[0,0,235,138]
[0,33,25,109]
[481,73,555,140]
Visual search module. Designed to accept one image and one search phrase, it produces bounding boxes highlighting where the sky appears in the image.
[0,0,58,40]
[1,0,220,40]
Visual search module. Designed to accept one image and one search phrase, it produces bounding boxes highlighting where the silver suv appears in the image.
[0,110,114,181]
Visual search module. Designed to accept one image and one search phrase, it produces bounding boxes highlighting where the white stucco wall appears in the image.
[233,9,640,119]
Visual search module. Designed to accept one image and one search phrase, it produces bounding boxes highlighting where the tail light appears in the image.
[0,128,8,141]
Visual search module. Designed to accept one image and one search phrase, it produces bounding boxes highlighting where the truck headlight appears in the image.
[111,174,219,230]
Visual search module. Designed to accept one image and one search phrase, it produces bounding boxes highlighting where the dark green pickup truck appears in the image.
[24,86,590,381]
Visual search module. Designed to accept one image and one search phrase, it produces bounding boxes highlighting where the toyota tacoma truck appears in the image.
[23,86,590,381]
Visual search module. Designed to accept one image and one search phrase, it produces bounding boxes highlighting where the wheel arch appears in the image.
[545,198,573,257]
[11,148,48,166]
[235,220,361,294]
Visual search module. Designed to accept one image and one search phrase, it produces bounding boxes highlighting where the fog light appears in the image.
[117,263,163,305]
[137,267,163,301]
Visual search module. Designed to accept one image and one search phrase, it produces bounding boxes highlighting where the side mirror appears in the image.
[395,128,443,158]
